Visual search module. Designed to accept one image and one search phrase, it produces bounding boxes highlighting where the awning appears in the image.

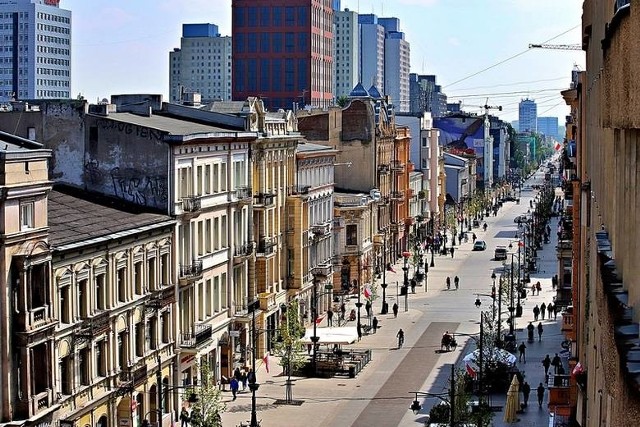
[301,326,358,345]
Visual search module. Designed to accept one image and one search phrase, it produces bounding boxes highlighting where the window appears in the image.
[160,253,170,286]
[148,316,158,350]
[197,221,204,256]
[96,273,106,310]
[161,312,170,343]
[204,165,211,194]
[117,332,128,370]
[96,341,107,377]
[205,219,211,253]
[117,268,126,303]
[20,202,34,230]
[213,218,220,250]
[134,262,143,295]
[79,347,90,386]
[221,216,227,247]
[422,137,427,147]
[135,322,144,357]
[60,355,72,395]
[148,258,157,291]
[78,279,88,318]
[346,224,358,246]
[196,165,203,195]
[220,163,227,191]
[59,285,70,323]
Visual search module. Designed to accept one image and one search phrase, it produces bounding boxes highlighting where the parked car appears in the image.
[473,240,487,251]
[494,246,508,261]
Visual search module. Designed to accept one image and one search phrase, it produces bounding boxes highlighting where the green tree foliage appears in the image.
[273,300,307,375]
[186,362,226,427]
[336,95,349,107]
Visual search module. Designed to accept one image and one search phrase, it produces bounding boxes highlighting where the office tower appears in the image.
[169,23,232,103]
[518,98,537,132]
[334,8,359,99]
[358,14,385,91]
[409,74,447,117]
[0,0,71,101]
[379,17,410,112]
[232,0,334,110]
[537,116,559,139]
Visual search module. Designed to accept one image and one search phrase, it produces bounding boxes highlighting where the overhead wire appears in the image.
[442,25,581,89]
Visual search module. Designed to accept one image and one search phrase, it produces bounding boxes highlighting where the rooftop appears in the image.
[48,185,173,249]
[96,112,238,137]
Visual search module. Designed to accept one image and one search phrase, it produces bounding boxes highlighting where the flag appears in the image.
[263,352,270,373]
[554,142,562,151]
[315,314,325,325]
[518,240,525,247]
[364,286,372,299]
[466,363,476,378]
[387,264,396,273]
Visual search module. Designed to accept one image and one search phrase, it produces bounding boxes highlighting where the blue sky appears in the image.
[63,0,584,122]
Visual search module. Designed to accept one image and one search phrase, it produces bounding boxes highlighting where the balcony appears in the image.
[345,244,360,254]
[391,160,405,173]
[178,261,203,286]
[390,191,404,200]
[256,237,277,256]
[311,263,333,279]
[146,287,176,312]
[181,323,213,348]
[311,222,331,237]
[120,363,148,387]
[259,292,277,311]
[234,242,253,262]
[254,192,276,208]
[74,311,111,345]
[181,195,202,215]
[234,186,252,204]
[18,389,53,418]
[377,164,390,175]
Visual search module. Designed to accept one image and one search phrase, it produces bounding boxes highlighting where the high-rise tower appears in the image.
[0,0,71,101]
[518,98,538,132]
[232,0,334,110]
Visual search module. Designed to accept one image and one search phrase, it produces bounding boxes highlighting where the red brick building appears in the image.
[232,0,334,110]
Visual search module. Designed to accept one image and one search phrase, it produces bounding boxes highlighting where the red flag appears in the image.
[315,314,325,325]
[263,352,270,373]
[554,142,562,151]
[518,240,525,247]
[387,265,396,273]
[466,364,476,378]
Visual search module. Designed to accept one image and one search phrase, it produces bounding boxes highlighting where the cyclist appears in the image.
[454,276,459,290]
[396,328,405,348]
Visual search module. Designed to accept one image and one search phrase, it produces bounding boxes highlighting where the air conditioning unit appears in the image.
[370,189,381,201]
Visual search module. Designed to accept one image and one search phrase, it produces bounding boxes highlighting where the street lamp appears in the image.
[247,299,261,427]
[408,364,456,427]
[380,230,389,314]
[310,277,333,377]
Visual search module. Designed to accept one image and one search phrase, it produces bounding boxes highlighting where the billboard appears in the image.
[435,115,486,183]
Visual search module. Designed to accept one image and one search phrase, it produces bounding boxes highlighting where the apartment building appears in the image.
[333,8,359,100]
[169,23,232,103]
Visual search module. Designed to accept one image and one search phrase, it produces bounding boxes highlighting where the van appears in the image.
[494,246,508,261]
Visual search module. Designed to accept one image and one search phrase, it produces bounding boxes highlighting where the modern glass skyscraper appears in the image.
[232,0,334,111]
[169,24,232,103]
[0,0,71,101]
[518,98,537,132]
[537,116,559,139]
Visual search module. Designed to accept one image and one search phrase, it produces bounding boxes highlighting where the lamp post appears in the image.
[248,299,261,427]
[380,231,388,314]
[409,363,456,427]
[402,251,410,311]
[310,277,333,377]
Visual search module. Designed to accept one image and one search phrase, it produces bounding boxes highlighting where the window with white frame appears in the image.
[20,201,34,230]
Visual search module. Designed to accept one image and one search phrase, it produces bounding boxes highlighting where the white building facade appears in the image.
[333,8,359,99]
[169,23,232,104]
[0,0,71,101]
[379,18,410,112]
[358,14,385,91]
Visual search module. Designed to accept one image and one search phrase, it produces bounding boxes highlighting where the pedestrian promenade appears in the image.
[220,173,567,427]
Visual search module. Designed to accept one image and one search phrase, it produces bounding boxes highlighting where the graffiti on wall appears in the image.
[83,159,105,185]
[96,118,165,142]
[109,167,168,208]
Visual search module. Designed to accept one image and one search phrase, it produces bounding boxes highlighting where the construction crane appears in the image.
[529,43,582,51]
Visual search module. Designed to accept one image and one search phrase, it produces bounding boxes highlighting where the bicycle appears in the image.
[397,329,405,348]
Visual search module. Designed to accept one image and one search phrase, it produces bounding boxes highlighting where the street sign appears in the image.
[230,330,240,338]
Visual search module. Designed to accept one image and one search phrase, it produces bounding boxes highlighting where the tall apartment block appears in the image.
[231,0,334,111]
[536,116,559,140]
[0,0,71,101]
[518,98,537,132]
[378,17,410,112]
[358,14,384,91]
[169,23,232,103]
[409,74,447,117]
[333,8,359,99]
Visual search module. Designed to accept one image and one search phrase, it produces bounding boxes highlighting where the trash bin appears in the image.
[348,366,356,378]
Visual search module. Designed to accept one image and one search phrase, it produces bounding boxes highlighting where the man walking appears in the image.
[230,376,239,401]
[518,342,527,363]
[533,305,540,321]
[537,383,546,408]
[540,302,547,320]
[537,322,544,342]
[327,308,334,326]
[552,353,562,374]
[542,354,552,377]
[392,302,399,318]
[521,381,531,407]
[547,303,554,319]
[340,303,346,321]
[372,316,378,333]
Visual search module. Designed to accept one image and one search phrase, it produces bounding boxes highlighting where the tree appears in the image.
[273,299,306,402]
[336,95,349,107]
[186,362,226,427]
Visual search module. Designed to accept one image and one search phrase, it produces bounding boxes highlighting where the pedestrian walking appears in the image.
[357,322,362,341]
[518,342,527,363]
[340,303,346,320]
[411,278,417,293]
[536,281,542,294]
[450,246,455,257]
[392,302,399,318]
[527,322,535,343]
[372,316,379,333]
[327,308,334,326]
[365,300,372,317]
[230,377,239,401]
[552,353,562,374]
[537,383,546,408]
[241,370,247,390]
[180,408,190,427]
[454,275,460,290]
[446,276,451,290]
[234,367,242,382]
[540,302,547,320]
[542,354,552,377]
[472,232,477,242]
[547,303,554,319]
[531,283,536,296]
[533,305,540,321]
[537,322,544,342]
[552,274,558,290]
[521,381,531,407]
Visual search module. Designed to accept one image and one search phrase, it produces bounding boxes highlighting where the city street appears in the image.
[221,168,565,427]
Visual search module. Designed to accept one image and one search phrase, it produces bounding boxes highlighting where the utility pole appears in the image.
[449,363,456,427]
